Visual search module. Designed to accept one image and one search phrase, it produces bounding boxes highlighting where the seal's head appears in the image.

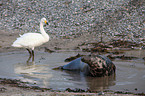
[81,54,116,77]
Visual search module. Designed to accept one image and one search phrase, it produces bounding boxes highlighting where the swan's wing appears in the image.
[12,33,45,48]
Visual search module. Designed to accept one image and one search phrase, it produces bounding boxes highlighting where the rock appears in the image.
[64,53,84,62]
[107,54,138,60]
[0,87,6,92]
[81,42,110,53]
[0,1,2,6]
[54,47,61,50]
[44,47,55,53]
[109,39,141,48]
[107,55,116,60]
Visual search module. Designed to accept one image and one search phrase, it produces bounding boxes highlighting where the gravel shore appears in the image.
[0,0,144,38]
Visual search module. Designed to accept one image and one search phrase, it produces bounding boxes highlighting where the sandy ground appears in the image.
[0,30,98,52]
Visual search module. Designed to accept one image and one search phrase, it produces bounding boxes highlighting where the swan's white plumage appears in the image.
[12,18,49,50]
[12,33,49,50]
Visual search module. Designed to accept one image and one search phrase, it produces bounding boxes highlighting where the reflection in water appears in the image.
[26,49,35,63]
[60,70,116,91]
[14,62,53,86]
[86,74,116,91]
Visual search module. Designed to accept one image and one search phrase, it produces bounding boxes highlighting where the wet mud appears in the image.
[0,78,51,92]
[64,53,84,62]
[79,40,144,53]
[0,78,145,96]
[0,48,145,94]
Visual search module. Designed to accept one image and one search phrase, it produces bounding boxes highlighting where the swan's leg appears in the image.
[26,49,32,63]
[27,49,32,56]
[32,50,34,62]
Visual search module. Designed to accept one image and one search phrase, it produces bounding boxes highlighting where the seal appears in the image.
[55,54,116,77]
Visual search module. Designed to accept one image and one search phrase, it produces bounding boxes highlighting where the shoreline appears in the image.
[0,78,144,96]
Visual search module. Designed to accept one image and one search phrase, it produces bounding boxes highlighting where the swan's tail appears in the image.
[11,42,22,48]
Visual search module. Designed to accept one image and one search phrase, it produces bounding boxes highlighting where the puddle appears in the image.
[0,50,145,93]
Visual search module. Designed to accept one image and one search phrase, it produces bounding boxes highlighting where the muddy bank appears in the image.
[0,29,100,53]
[79,39,144,53]
[0,78,144,96]
[0,29,144,54]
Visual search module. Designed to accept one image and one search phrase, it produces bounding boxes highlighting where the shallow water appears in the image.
[0,50,145,93]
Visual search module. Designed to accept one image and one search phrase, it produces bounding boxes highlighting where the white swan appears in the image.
[12,18,49,62]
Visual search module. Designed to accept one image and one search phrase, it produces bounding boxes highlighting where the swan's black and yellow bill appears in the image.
[45,20,48,25]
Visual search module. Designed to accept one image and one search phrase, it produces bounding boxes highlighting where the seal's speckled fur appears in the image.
[81,55,116,77]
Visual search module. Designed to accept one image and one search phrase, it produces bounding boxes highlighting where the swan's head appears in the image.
[41,18,48,25]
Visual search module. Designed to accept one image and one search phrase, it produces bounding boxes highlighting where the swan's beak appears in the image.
[45,20,48,25]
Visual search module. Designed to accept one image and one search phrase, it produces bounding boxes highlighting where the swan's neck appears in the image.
[40,22,46,35]
[40,22,49,40]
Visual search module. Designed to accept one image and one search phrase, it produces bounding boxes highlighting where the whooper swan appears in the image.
[12,18,49,62]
